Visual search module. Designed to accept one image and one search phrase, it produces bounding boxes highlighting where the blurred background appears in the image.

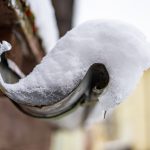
[0,0,150,150]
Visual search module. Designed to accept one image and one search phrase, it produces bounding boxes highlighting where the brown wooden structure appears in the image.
[0,1,52,149]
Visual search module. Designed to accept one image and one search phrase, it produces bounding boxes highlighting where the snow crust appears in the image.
[0,20,150,114]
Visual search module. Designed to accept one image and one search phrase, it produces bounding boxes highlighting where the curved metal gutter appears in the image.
[1,59,109,119]
[0,1,109,120]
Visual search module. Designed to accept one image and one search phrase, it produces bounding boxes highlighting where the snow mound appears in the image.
[0,20,150,118]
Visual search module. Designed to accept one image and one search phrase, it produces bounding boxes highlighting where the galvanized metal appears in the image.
[2,62,109,118]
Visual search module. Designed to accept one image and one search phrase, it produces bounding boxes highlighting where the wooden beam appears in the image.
[51,0,74,37]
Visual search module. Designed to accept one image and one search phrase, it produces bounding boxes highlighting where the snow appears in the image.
[0,20,150,124]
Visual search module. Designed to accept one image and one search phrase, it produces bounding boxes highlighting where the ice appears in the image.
[0,41,11,55]
[0,41,11,62]
[0,20,150,123]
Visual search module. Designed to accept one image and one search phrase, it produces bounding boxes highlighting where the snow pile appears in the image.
[0,20,150,123]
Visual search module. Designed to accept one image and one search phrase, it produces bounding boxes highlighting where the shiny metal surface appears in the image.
[1,59,109,118]
[14,63,109,118]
